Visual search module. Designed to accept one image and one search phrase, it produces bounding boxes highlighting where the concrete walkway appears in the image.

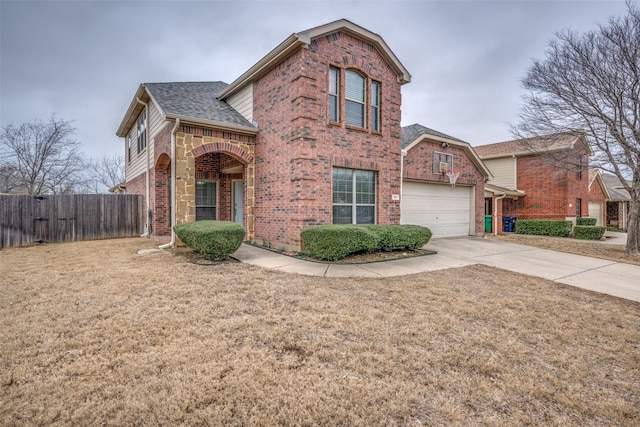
[233,235,640,303]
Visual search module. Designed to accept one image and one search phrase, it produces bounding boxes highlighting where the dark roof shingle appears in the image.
[145,82,253,128]
[401,124,465,149]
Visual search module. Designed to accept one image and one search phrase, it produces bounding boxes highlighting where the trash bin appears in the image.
[484,215,492,233]
[502,216,516,233]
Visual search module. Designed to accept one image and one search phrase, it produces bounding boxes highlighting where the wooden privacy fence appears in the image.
[0,194,144,249]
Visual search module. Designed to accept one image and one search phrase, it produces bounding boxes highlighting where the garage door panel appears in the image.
[588,202,603,226]
[401,181,472,238]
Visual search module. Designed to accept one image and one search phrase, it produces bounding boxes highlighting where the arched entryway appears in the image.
[178,141,255,242]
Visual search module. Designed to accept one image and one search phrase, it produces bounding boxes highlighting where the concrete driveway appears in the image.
[234,237,640,303]
[426,237,640,303]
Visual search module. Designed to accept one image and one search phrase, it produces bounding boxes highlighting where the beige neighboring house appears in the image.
[601,172,631,230]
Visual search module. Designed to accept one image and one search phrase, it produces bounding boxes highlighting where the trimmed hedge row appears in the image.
[515,220,573,237]
[574,225,606,240]
[301,224,432,261]
[174,220,245,260]
[576,217,597,226]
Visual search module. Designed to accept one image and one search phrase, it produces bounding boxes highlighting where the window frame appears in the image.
[370,80,381,132]
[136,109,147,155]
[344,69,366,128]
[576,154,584,179]
[576,198,582,218]
[127,135,132,164]
[195,179,218,221]
[332,167,376,225]
[329,66,340,123]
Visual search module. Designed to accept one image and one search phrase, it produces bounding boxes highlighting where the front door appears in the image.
[233,181,244,225]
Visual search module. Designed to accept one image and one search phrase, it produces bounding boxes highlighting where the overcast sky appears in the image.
[0,0,629,160]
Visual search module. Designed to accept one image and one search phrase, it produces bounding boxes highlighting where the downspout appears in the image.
[136,96,151,238]
[400,149,407,223]
[494,193,507,236]
[159,118,180,250]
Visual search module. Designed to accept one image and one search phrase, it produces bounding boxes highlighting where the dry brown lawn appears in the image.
[1,238,639,426]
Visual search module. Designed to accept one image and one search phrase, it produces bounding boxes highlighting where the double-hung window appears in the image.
[345,70,366,128]
[196,180,217,220]
[332,167,376,224]
[329,67,340,123]
[371,81,380,132]
[136,110,147,154]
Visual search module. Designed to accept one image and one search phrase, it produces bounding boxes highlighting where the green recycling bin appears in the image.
[484,215,492,233]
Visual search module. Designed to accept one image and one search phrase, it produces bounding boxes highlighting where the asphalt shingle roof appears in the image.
[401,124,465,149]
[145,82,254,128]
[474,134,578,158]
[601,172,631,201]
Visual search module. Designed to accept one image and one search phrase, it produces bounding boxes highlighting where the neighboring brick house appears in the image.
[587,169,610,226]
[475,133,592,233]
[116,19,413,251]
[401,124,491,238]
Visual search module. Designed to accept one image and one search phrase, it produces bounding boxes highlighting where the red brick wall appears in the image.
[252,30,403,249]
[503,142,590,220]
[195,152,243,222]
[403,140,486,236]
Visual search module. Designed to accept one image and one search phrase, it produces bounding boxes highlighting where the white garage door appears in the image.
[588,202,603,226]
[401,181,473,238]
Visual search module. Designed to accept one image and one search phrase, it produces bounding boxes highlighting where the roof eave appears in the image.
[166,114,259,135]
[217,34,306,100]
[116,84,150,137]
[218,19,411,100]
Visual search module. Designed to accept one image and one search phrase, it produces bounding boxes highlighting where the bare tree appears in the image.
[0,163,21,194]
[0,116,86,195]
[511,2,640,254]
[86,154,125,193]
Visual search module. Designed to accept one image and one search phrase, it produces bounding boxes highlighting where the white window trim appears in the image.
[332,168,376,224]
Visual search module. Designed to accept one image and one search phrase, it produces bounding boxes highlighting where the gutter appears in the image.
[159,118,180,250]
[136,96,151,238]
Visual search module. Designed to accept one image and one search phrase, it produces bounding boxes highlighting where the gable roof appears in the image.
[116,82,256,137]
[401,124,465,149]
[588,169,612,200]
[601,172,631,201]
[401,124,492,179]
[218,19,411,100]
[475,133,591,159]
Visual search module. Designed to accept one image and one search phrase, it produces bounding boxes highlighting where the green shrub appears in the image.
[300,224,432,260]
[574,225,606,240]
[300,225,379,261]
[576,217,597,226]
[516,220,573,237]
[360,224,432,251]
[173,220,245,260]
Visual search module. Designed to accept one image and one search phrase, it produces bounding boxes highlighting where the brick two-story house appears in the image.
[117,19,414,251]
[475,133,593,233]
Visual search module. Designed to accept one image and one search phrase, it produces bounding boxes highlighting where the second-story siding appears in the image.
[227,84,253,122]
[484,157,517,189]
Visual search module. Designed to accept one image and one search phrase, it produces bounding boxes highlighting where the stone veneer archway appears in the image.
[175,132,255,242]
